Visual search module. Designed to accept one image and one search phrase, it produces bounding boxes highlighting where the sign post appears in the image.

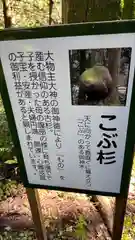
[113,195,129,240]
[26,188,47,240]
[0,20,135,239]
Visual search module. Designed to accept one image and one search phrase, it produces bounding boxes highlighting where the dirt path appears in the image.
[0,175,134,239]
[0,190,112,239]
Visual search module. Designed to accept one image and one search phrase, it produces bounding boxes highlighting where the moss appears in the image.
[0,180,24,200]
[0,230,37,240]
[122,215,135,240]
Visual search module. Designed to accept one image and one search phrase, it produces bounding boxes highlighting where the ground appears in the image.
[0,169,135,240]
[0,188,111,239]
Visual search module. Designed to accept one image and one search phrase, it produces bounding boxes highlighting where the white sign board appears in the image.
[0,32,135,194]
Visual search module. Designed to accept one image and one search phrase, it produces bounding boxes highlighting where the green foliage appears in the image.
[122,215,135,240]
[0,230,36,240]
[121,0,135,19]
[0,180,23,201]
[0,98,17,179]
[0,97,13,150]
[74,215,87,240]
[0,148,14,162]
[121,0,124,9]
[8,0,61,28]
[132,157,135,177]
[0,187,4,201]
[4,159,17,164]
[124,216,132,228]
[0,1,4,29]
[1,180,18,199]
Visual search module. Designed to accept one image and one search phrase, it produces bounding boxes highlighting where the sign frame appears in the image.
[0,20,135,197]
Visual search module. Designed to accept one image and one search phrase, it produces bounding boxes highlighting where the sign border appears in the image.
[0,20,135,197]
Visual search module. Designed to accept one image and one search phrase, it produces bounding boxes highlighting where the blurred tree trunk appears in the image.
[64,0,90,23]
[64,0,121,22]
[88,0,121,21]
[2,0,12,28]
[122,0,134,19]
[49,0,54,25]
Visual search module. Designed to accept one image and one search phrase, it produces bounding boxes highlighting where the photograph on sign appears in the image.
[69,47,131,106]
[0,32,135,196]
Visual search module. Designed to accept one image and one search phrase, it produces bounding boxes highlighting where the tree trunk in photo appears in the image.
[104,48,121,105]
[90,50,98,67]
[80,50,87,74]
[108,48,121,88]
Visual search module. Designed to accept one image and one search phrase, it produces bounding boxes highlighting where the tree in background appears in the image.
[1,0,11,28]
[64,0,134,105]
[122,0,134,19]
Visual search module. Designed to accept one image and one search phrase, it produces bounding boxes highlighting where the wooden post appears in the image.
[112,195,128,240]
[26,188,47,240]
